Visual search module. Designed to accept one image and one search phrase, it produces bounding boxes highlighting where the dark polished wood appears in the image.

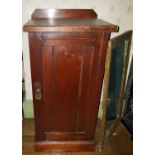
[23,9,119,152]
[31,9,97,19]
[35,141,96,152]
[22,119,133,155]
[23,19,118,32]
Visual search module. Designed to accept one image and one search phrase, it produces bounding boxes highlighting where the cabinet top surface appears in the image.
[23,9,119,33]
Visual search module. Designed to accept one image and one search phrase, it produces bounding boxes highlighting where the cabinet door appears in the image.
[29,32,108,141]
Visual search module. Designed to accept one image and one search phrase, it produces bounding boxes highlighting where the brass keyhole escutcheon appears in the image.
[34,82,42,100]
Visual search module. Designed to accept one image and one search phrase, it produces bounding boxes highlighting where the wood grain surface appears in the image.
[31,9,97,19]
[22,119,132,155]
[24,9,119,152]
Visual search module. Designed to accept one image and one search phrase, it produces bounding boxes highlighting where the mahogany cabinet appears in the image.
[23,9,118,152]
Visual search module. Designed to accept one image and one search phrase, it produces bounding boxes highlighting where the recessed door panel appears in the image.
[53,46,84,132]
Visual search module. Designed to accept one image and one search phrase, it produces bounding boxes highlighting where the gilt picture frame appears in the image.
[100,30,133,151]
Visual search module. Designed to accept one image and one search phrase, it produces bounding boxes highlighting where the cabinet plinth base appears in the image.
[35,140,96,152]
